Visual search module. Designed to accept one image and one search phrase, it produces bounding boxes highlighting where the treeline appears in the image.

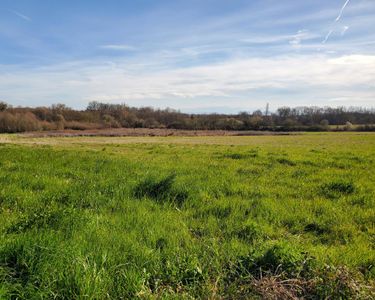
[0,101,375,133]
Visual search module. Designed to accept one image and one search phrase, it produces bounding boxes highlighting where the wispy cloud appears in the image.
[100,44,136,51]
[341,25,349,36]
[8,9,32,22]
[289,29,311,48]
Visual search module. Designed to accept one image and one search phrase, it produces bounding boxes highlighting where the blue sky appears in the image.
[0,0,374,113]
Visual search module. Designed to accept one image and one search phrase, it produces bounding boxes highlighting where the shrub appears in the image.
[345,121,353,131]
[0,112,42,133]
[102,114,120,128]
[55,114,65,130]
[0,101,8,111]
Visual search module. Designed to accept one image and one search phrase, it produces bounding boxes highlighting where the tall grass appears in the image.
[0,133,374,298]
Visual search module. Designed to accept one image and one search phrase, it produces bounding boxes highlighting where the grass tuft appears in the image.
[133,174,188,205]
[320,181,356,198]
[276,158,297,166]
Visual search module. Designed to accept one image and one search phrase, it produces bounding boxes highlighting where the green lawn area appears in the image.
[0,133,374,299]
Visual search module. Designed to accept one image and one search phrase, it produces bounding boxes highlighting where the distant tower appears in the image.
[265,103,269,116]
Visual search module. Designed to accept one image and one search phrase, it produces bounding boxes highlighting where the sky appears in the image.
[0,0,374,113]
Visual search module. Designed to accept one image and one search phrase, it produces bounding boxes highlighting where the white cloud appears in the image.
[1,54,374,110]
[100,44,136,51]
[330,54,375,65]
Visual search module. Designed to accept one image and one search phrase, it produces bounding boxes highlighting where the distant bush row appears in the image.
[0,101,375,133]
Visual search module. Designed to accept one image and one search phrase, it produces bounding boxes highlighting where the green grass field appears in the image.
[0,133,374,299]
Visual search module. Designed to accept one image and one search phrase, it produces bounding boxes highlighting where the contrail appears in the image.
[336,0,351,22]
[322,30,333,44]
[322,0,351,44]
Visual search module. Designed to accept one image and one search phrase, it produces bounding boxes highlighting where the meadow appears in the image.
[0,133,374,299]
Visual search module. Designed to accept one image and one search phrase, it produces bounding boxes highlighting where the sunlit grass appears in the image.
[0,133,374,298]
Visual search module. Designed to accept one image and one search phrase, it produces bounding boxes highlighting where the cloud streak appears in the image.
[100,44,136,51]
[289,29,316,49]
[9,9,32,22]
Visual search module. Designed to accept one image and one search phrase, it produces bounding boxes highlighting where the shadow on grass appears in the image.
[320,181,355,199]
[133,174,188,206]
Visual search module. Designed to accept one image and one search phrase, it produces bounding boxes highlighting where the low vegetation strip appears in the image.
[17,128,296,138]
[0,133,374,298]
[1,101,375,133]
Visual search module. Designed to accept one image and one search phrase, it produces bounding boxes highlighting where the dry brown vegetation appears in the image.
[1,101,375,133]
